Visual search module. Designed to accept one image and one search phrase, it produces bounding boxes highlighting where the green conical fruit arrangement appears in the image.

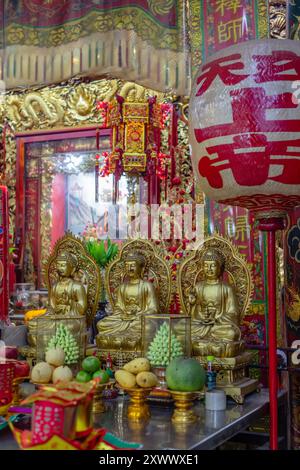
[147,322,184,367]
[166,357,206,392]
[46,324,80,365]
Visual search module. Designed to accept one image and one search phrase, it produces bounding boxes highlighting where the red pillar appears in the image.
[258,215,286,450]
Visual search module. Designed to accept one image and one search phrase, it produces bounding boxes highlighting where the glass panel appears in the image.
[23,134,112,286]
[22,132,150,287]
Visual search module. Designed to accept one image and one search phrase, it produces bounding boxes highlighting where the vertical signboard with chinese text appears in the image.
[189,0,269,76]
[203,0,259,57]
[0,186,9,320]
[285,208,300,448]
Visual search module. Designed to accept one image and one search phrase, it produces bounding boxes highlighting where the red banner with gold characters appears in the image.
[202,0,262,57]
[187,0,269,74]
[0,186,9,321]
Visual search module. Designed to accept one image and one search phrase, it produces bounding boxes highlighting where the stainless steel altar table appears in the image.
[0,388,286,450]
[93,389,287,450]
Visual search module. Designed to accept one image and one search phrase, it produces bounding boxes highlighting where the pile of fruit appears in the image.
[115,358,158,389]
[75,356,110,384]
[30,347,73,384]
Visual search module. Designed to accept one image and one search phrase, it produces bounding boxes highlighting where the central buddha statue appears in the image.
[189,248,243,357]
[96,252,158,350]
[27,251,88,347]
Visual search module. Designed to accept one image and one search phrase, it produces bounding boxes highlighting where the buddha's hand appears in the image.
[121,306,138,321]
[121,315,136,322]
[55,305,70,315]
[199,306,216,324]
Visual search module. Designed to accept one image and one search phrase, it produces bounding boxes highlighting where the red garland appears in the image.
[99,152,110,177]
[96,101,109,128]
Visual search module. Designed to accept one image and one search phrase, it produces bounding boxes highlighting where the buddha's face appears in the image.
[57,258,73,277]
[125,260,142,279]
[203,260,221,280]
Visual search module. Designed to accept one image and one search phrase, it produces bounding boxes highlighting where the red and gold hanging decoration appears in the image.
[96,96,172,178]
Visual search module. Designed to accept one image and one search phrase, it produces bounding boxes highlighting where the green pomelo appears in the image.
[92,370,110,383]
[166,357,206,392]
[82,356,101,373]
[76,370,92,383]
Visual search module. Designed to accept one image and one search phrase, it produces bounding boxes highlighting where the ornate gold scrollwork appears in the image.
[269,1,286,39]
[1,78,170,257]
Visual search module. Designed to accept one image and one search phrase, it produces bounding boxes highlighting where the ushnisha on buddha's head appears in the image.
[56,252,78,277]
[201,248,225,281]
[124,252,146,279]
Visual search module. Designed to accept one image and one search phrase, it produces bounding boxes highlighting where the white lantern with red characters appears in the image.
[189,39,300,450]
[190,39,300,213]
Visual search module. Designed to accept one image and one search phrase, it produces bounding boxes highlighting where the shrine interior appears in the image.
[0,0,299,454]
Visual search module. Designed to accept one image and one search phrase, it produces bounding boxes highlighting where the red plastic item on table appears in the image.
[0,361,15,407]
[4,346,18,359]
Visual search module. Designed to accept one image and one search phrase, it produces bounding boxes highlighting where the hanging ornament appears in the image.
[97,95,164,176]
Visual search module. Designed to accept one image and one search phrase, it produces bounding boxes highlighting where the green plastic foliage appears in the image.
[85,238,118,268]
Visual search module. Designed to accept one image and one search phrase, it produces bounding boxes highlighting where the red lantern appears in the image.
[190,39,300,450]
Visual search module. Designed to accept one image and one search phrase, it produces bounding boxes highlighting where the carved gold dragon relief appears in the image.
[7,93,64,129]
[5,79,161,132]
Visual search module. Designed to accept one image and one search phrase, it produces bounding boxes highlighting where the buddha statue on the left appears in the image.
[48,252,87,316]
[27,251,88,347]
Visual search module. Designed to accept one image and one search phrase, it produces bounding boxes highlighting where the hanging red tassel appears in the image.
[95,154,100,203]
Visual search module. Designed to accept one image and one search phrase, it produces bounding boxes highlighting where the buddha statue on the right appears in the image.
[178,235,257,403]
[188,248,243,357]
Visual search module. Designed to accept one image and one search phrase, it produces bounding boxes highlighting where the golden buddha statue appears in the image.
[24,233,101,356]
[188,249,242,357]
[48,252,87,316]
[27,252,88,347]
[178,234,258,403]
[96,252,158,350]
[96,239,171,363]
